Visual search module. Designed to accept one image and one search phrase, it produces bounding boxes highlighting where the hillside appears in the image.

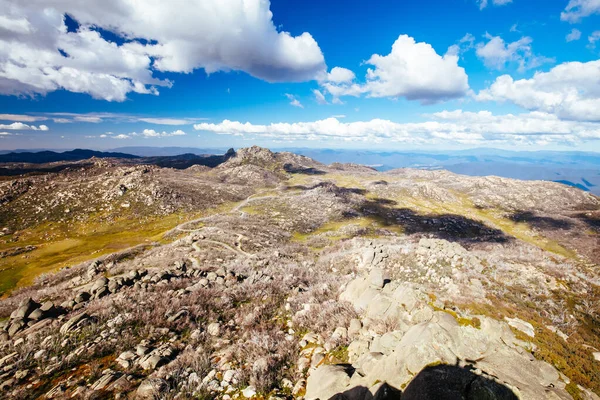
[0,147,599,399]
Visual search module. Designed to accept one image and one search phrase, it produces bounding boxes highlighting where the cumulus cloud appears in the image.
[0,122,48,130]
[561,0,600,23]
[476,60,600,121]
[327,67,356,83]
[566,29,582,42]
[285,94,304,108]
[193,110,600,146]
[0,0,326,101]
[476,34,554,72]
[321,35,469,104]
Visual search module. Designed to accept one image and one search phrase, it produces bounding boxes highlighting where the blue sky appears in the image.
[1,0,600,151]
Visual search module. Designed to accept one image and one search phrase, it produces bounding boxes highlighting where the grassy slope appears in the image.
[0,213,188,295]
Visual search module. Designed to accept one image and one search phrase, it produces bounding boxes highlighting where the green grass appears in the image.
[0,213,190,295]
[292,217,404,244]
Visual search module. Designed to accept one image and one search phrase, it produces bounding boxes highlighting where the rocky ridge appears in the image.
[0,146,598,399]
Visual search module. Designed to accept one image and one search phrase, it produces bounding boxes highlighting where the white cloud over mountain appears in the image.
[104,129,186,139]
[321,35,470,104]
[0,0,326,101]
[476,60,600,121]
[193,110,600,146]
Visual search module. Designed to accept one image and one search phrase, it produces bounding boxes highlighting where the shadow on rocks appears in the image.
[330,364,518,400]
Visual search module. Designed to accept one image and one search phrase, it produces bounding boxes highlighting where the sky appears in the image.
[1,0,600,151]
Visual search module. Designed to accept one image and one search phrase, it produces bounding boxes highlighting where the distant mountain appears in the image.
[109,146,227,157]
[0,149,139,164]
[280,148,600,196]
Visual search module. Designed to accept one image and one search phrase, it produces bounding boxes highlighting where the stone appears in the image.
[136,378,168,399]
[60,313,89,334]
[74,291,91,304]
[370,268,385,288]
[207,322,221,336]
[305,365,352,400]
[0,378,15,391]
[91,277,109,293]
[14,369,28,380]
[136,345,150,356]
[28,308,44,321]
[108,280,121,293]
[223,370,236,383]
[14,298,40,320]
[91,371,119,391]
[167,310,189,323]
[505,317,535,338]
[348,319,362,338]
[242,386,257,398]
[207,272,218,281]
[140,354,168,370]
[7,320,26,337]
[94,286,110,299]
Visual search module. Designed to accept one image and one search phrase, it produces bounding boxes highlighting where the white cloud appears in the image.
[313,89,328,105]
[137,118,206,126]
[476,34,553,72]
[588,31,600,48]
[136,129,186,138]
[561,0,600,23]
[113,134,131,140]
[327,67,355,83]
[476,59,600,121]
[477,0,513,10]
[0,114,47,122]
[0,132,13,136]
[566,29,582,42]
[193,111,600,145]
[321,35,469,104]
[0,122,48,130]
[74,116,102,123]
[285,94,304,108]
[40,112,206,125]
[0,0,326,101]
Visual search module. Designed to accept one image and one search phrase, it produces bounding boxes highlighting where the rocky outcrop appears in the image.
[304,273,576,400]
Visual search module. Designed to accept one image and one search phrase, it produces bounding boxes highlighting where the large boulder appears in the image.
[13,298,40,320]
[305,365,353,400]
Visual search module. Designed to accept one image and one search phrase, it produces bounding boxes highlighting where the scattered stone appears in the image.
[207,322,221,336]
[242,386,257,398]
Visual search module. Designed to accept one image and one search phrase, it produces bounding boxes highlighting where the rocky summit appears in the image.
[0,146,599,399]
